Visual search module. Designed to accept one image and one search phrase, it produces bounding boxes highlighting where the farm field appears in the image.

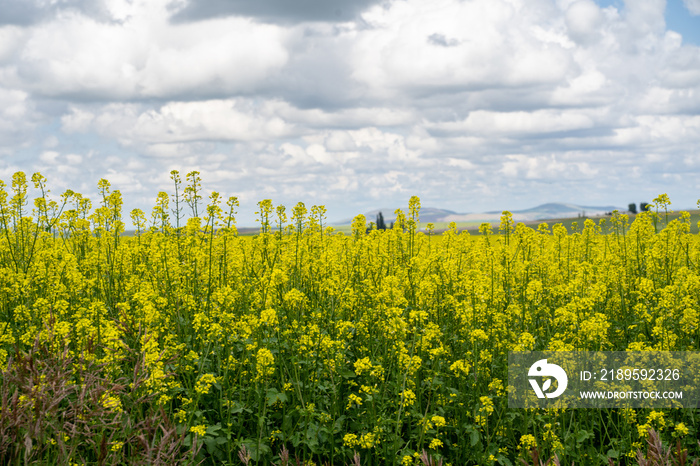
[1,172,700,465]
[330,211,700,237]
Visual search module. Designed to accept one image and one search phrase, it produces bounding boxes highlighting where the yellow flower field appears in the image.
[0,171,698,465]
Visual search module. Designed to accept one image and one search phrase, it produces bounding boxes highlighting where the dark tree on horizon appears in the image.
[376,212,387,230]
[641,202,650,212]
[628,203,637,214]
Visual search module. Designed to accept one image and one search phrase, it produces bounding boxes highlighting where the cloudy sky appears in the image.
[1,0,700,225]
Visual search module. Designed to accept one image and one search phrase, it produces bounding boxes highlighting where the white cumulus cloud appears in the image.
[1,0,700,222]
[684,0,700,15]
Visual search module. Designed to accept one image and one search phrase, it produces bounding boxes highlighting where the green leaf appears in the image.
[204,437,218,455]
[266,388,288,406]
[206,423,221,435]
[470,429,479,446]
[498,456,513,466]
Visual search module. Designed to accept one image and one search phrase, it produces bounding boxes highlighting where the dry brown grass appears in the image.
[0,337,201,465]
[519,429,700,466]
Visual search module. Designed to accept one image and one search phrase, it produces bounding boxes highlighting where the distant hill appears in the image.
[337,207,459,225]
[355,207,459,224]
[337,203,621,225]
[474,203,620,222]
